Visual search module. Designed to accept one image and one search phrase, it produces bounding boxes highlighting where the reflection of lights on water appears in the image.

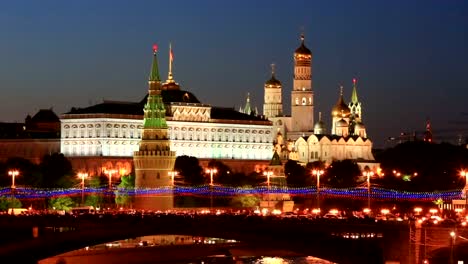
[305,256,336,263]
[254,257,290,264]
[254,257,335,264]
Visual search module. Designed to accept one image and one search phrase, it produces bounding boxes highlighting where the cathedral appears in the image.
[260,34,376,170]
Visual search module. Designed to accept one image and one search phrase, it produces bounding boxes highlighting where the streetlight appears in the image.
[168,171,178,187]
[104,169,117,189]
[312,169,324,210]
[450,230,456,264]
[263,170,274,209]
[8,169,20,189]
[206,168,217,211]
[364,170,374,211]
[460,169,467,212]
[78,172,88,205]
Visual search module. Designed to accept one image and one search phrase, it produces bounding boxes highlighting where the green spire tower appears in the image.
[134,44,177,210]
[348,78,362,122]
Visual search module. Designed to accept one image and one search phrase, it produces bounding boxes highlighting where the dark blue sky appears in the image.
[1,0,467,148]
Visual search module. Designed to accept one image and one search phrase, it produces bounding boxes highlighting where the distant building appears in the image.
[0,109,60,163]
[423,119,433,143]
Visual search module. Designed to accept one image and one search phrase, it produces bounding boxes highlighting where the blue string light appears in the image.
[0,186,462,201]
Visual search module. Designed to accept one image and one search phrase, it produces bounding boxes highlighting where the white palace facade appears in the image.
[60,100,273,160]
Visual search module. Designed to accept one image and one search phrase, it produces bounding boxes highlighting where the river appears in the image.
[39,235,335,264]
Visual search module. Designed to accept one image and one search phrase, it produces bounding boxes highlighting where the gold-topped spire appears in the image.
[166,42,174,83]
[265,63,281,86]
[294,32,311,55]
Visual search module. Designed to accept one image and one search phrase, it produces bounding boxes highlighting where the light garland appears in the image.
[0,186,463,202]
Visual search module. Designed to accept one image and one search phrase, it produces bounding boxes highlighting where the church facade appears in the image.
[261,34,376,170]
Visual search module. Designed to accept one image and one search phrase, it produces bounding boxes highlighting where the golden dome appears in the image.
[332,87,351,117]
[265,75,281,86]
[265,63,281,86]
[355,121,365,130]
[295,34,312,55]
[336,118,348,127]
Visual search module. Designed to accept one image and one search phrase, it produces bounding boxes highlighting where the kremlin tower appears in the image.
[263,64,283,119]
[290,34,314,139]
[133,44,177,210]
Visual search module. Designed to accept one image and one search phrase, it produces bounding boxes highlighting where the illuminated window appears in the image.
[302,97,306,105]
[295,98,299,105]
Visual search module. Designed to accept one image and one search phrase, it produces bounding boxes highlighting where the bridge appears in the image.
[0,212,413,264]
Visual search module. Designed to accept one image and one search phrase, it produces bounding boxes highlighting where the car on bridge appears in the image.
[71,206,95,215]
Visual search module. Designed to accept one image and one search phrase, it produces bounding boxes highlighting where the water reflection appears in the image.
[40,235,334,264]
[81,235,237,251]
[252,256,334,264]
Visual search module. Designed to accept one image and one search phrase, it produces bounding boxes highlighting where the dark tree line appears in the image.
[375,141,468,191]
[284,159,361,188]
[174,155,263,187]
[0,153,76,188]
[2,142,465,193]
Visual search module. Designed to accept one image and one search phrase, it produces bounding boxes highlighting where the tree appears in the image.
[376,142,468,191]
[85,176,103,208]
[115,174,135,207]
[325,160,361,188]
[174,156,204,185]
[49,197,74,211]
[2,157,41,187]
[40,153,76,188]
[284,160,307,187]
[0,196,22,211]
[208,160,232,185]
[231,195,260,208]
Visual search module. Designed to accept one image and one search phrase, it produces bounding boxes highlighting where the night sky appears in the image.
[1,0,467,148]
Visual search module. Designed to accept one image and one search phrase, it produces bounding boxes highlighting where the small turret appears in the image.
[241,93,252,115]
[313,112,326,135]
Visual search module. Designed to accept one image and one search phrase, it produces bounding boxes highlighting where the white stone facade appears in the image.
[60,113,273,160]
[294,135,374,165]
